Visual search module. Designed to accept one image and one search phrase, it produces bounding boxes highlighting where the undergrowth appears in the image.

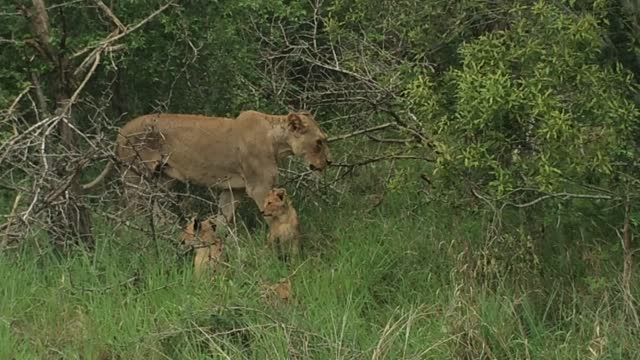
[1,165,638,359]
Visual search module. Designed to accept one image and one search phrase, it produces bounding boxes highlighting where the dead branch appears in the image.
[365,134,414,144]
[377,107,435,149]
[470,187,629,227]
[330,154,434,168]
[61,51,101,114]
[1,0,176,246]
[71,1,175,60]
[502,192,615,208]
[328,122,394,142]
[92,0,126,32]
[4,85,32,117]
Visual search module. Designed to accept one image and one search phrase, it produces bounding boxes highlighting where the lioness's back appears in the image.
[120,114,234,133]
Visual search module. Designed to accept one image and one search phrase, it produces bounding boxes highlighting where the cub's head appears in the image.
[286,111,331,171]
[180,217,217,246]
[261,188,289,218]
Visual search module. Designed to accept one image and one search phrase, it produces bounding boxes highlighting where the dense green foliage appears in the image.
[2,0,640,358]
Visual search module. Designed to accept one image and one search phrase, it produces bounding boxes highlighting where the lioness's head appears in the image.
[286,111,331,171]
[262,188,289,218]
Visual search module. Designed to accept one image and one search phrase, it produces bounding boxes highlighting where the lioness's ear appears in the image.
[193,217,201,232]
[287,112,305,133]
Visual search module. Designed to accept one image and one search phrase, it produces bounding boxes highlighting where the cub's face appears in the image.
[181,217,217,245]
[262,188,289,218]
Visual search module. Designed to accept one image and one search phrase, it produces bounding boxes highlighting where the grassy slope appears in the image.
[0,166,638,359]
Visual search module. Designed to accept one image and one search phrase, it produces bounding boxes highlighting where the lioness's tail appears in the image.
[81,161,114,190]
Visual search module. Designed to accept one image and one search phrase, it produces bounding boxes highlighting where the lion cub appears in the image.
[262,188,301,258]
[180,217,224,276]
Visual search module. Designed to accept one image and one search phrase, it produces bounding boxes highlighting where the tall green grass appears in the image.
[1,165,638,359]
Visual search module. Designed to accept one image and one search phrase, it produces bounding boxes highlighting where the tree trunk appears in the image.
[26,0,94,246]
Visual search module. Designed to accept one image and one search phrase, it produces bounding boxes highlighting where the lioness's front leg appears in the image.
[247,184,273,213]
[245,173,277,213]
[241,160,278,213]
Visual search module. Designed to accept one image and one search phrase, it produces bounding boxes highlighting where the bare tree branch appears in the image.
[331,154,434,168]
[92,0,126,32]
[71,1,175,60]
[472,188,619,209]
[1,0,178,247]
[328,122,395,142]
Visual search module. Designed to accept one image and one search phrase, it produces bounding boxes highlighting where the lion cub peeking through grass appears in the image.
[262,188,301,258]
[180,217,224,276]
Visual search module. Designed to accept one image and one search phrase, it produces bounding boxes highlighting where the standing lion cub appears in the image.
[180,217,224,276]
[261,188,301,258]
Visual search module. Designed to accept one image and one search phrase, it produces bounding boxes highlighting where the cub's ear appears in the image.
[274,188,287,200]
[208,219,218,232]
[202,218,216,232]
[287,112,305,133]
[192,217,201,232]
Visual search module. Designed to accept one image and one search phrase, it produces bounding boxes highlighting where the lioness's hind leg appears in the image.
[218,189,242,227]
[120,167,178,226]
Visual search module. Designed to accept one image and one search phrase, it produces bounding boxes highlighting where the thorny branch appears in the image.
[470,187,626,210]
[328,122,395,142]
[1,0,175,247]
[247,0,439,196]
[248,0,432,131]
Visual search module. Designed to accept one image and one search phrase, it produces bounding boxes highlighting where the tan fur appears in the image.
[83,111,331,222]
[262,188,301,257]
[180,217,223,276]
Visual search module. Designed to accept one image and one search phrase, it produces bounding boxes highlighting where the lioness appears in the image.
[180,217,224,276]
[82,110,331,222]
[262,188,301,257]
